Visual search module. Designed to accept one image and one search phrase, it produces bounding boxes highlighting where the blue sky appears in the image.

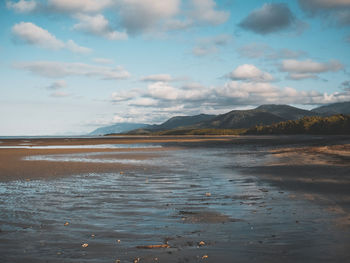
[1,0,350,135]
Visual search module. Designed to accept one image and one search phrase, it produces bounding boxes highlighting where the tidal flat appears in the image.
[0,135,349,263]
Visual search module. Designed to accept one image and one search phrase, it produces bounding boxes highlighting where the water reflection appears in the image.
[0,146,344,263]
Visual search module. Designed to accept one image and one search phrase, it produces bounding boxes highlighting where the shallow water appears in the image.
[0,144,349,263]
[0,144,162,149]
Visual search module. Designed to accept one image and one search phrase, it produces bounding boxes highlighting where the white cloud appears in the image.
[280,59,344,79]
[46,80,67,90]
[112,115,134,123]
[8,0,231,38]
[146,81,212,102]
[12,22,92,53]
[190,0,230,25]
[192,34,232,57]
[129,98,158,106]
[117,0,181,34]
[227,64,274,82]
[238,43,306,60]
[216,81,350,105]
[48,0,112,13]
[15,61,131,80]
[69,0,228,36]
[93,58,114,64]
[148,82,179,100]
[192,46,217,56]
[286,73,319,80]
[73,14,128,40]
[50,91,70,98]
[12,22,65,50]
[7,0,37,13]
[217,81,282,100]
[140,74,173,82]
[66,40,92,54]
[111,90,140,102]
[163,19,193,31]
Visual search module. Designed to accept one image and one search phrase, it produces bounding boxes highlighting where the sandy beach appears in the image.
[0,135,350,262]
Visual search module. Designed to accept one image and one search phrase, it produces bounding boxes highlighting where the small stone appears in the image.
[115,260,121,263]
[202,254,209,259]
[64,222,69,226]
[117,239,121,243]
[82,243,88,248]
[205,192,211,197]
[91,234,95,237]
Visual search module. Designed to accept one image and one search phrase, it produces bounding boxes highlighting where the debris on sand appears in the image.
[134,257,140,263]
[81,243,88,248]
[64,222,69,226]
[259,188,269,193]
[202,254,209,259]
[115,260,120,263]
[136,244,170,249]
[205,192,211,197]
[198,241,206,246]
[117,239,121,243]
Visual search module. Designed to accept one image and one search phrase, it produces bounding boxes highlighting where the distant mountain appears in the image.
[89,123,150,135]
[198,109,286,129]
[126,104,322,134]
[91,103,350,135]
[150,114,216,131]
[312,101,350,116]
[256,104,318,120]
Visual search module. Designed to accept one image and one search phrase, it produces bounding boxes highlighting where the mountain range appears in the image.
[89,123,150,135]
[90,101,350,135]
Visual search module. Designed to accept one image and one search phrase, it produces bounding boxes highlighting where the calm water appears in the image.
[0,144,348,263]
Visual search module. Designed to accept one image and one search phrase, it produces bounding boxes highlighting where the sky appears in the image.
[1,0,350,135]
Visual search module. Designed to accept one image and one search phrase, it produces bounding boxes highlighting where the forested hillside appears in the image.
[245,115,350,135]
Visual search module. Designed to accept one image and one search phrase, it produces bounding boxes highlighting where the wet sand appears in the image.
[0,135,350,262]
[246,143,350,229]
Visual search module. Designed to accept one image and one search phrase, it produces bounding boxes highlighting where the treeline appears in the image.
[155,128,246,136]
[245,114,350,135]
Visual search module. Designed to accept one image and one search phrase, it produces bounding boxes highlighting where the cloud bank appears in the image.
[12,22,92,53]
[15,61,131,80]
[280,59,344,79]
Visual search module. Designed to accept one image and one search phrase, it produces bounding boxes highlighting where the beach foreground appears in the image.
[0,135,349,262]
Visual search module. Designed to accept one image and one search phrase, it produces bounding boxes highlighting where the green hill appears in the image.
[312,102,350,116]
